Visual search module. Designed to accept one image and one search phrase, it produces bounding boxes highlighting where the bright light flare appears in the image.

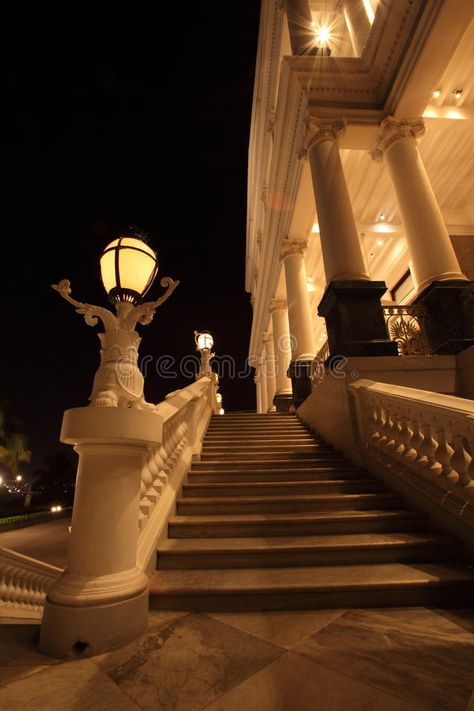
[315,25,331,45]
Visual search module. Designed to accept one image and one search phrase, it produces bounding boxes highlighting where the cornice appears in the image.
[371,116,425,162]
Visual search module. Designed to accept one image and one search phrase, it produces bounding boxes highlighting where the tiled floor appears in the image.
[0,606,474,710]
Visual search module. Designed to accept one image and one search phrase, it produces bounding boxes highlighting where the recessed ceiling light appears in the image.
[378,212,385,222]
[376,239,384,246]
[432,89,441,99]
[452,89,463,99]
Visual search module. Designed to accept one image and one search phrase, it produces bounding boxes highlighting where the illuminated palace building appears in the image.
[248,0,474,413]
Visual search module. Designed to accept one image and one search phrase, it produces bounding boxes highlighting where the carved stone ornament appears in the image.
[298,116,346,160]
[280,239,308,261]
[270,298,287,313]
[52,278,179,409]
[371,116,426,162]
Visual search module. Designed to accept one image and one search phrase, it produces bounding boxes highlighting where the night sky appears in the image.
[2,4,261,471]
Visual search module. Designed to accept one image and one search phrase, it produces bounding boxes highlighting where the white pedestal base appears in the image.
[39,588,148,659]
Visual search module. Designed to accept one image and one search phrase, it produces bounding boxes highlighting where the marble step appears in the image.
[157,532,461,569]
[188,467,365,483]
[149,562,474,611]
[191,458,360,471]
[168,510,428,538]
[202,444,333,454]
[182,479,384,497]
[200,452,344,462]
[204,436,318,444]
[177,493,402,516]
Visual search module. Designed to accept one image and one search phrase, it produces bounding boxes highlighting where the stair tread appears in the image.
[150,562,473,594]
[178,493,399,504]
[184,479,379,490]
[169,509,426,525]
[159,532,459,553]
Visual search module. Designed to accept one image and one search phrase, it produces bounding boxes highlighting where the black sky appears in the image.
[2,3,261,469]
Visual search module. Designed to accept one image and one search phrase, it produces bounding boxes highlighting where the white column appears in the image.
[270,299,293,396]
[372,117,467,292]
[280,241,316,361]
[263,333,277,411]
[259,355,268,414]
[304,118,370,284]
[254,372,263,414]
[343,0,371,56]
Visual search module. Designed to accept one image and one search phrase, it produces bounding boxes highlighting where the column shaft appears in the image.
[263,336,277,412]
[271,302,293,395]
[306,120,369,283]
[282,246,316,361]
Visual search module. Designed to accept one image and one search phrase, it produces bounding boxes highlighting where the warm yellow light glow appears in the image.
[51,506,57,512]
[453,89,463,100]
[378,212,385,221]
[100,237,158,299]
[446,110,463,119]
[0,476,3,485]
[196,332,214,351]
[362,0,375,24]
[16,475,22,482]
[311,223,320,233]
[432,89,441,99]
[219,408,225,416]
[315,25,331,45]
[376,239,384,246]
[216,393,223,404]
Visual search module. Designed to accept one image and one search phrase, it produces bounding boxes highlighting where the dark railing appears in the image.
[383,305,431,356]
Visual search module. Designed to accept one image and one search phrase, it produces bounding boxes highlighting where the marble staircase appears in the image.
[150,414,474,610]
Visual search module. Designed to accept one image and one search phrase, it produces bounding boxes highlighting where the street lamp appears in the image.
[52,231,179,409]
[16,474,22,482]
[194,330,214,378]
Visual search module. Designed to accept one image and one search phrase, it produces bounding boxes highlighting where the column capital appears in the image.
[280,239,308,261]
[270,298,287,313]
[371,116,426,162]
[299,116,346,159]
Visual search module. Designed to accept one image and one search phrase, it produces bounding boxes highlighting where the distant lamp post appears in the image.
[52,231,179,409]
[194,330,215,378]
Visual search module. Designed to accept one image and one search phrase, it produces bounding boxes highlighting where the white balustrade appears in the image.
[0,547,62,620]
[350,380,474,520]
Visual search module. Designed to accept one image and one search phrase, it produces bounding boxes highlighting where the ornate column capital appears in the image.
[299,117,346,159]
[280,239,308,261]
[371,116,426,162]
[270,298,287,313]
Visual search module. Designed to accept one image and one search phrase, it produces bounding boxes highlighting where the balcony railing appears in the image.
[383,305,430,356]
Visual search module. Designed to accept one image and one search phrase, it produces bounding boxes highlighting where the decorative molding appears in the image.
[270,298,287,313]
[256,230,263,247]
[371,116,426,162]
[263,331,273,343]
[299,116,346,159]
[280,239,308,260]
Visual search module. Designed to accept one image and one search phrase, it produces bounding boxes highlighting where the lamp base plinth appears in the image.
[273,394,293,413]
[415,280,474,354]
[287,360,313,409]
[318,280,398,357]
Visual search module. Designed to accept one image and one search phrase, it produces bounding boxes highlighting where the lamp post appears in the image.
[52,233,179,409]
[195,330,214,379]
[40,232,178,658]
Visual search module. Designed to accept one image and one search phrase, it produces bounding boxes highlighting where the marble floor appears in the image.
[0,606,474,710]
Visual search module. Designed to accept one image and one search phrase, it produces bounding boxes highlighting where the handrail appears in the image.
[137,375,217,571]
[349,379,474,523]
[0,546,62,619]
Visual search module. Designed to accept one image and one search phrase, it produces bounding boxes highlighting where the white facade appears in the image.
[247,0,474,411]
